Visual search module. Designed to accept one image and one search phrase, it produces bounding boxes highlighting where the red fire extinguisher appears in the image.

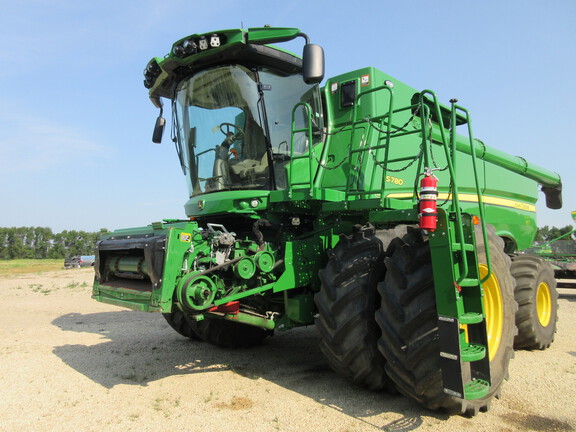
[419,170,438,231]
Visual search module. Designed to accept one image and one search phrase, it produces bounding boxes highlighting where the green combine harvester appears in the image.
[525,224,576,288]
[92,27,563,415]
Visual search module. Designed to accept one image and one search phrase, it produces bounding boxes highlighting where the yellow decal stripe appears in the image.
[386,193,536,212]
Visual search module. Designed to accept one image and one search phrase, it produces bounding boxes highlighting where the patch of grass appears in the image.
[29,283,52,295]
[119,373,148,383]
[153,397,165,412]
[121,373,138,381]
[204,391,214,403]
[0,259,64,275]
[65,281,80,289]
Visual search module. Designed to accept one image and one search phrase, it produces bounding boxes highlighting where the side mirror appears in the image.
[302,44,324,84]
[152,116,166,144]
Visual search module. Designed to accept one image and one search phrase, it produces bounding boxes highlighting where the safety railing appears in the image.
[287,86,491,283]
[288,102,315,199]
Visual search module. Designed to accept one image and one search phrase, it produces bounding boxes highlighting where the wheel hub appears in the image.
[536,282,552,327]
[479,264,503,361]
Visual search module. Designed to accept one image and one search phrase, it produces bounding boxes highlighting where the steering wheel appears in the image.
[219,122,245,142]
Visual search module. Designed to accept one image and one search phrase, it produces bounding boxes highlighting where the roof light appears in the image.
[169,33,227,62]
[210,34,220,48]
[143,59,162,89]
[172,44,186,57]
[198,37,208,51]
[183,39,198,55]
[146,61,160,75]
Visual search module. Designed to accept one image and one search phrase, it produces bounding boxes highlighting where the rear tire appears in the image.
[315,224,406,392]
[376,225,517,415]
[511,254,558,350]
[162,309,202,341]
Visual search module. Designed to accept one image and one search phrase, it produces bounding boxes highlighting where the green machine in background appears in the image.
[524,221,575,288]
[92,27,563,415]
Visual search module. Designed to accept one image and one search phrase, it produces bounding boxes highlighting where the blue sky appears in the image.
[1,0,574,233]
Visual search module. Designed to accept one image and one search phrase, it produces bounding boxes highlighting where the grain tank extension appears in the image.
[92,28,563,415]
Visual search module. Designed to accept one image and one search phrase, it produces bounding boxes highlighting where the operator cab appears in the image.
[173,64,324,196]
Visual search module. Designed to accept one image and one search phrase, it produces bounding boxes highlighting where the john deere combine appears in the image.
[92,27,563,415]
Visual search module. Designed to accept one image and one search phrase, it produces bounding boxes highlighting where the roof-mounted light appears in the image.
[210,34,220,48]
[143,59,162,89]
[173,39,198,58]
[198,36,208,51]
[172,44,186,58]
[171,33,226,59]
[183,39,198,55]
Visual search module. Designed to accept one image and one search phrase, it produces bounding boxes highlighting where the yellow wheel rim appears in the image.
[479,264,503,361]
[536,282,552,327]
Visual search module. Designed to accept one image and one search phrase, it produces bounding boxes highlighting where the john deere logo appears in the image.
[198,200,205,211]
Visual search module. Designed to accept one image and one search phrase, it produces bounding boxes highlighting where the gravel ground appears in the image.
[0,268,574,432]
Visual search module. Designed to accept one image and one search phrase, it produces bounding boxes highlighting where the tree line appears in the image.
[0,227,99,260]
[534,225,574,242]
[0,225,573,260]
[532,225,575,254]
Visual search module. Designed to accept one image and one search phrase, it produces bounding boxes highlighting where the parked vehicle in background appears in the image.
[64,255,95,269]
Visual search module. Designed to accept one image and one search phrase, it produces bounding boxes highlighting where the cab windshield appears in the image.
[174,64,322,196]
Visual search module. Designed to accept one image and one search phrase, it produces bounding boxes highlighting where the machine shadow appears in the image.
[52,310,447,428]
[558,289,576,302]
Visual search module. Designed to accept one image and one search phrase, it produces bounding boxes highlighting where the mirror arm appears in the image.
[298,32,310,44]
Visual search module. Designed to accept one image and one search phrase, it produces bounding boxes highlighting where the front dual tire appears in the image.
[316,224,517,415]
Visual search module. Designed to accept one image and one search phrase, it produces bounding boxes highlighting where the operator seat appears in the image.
[229,152,268,179]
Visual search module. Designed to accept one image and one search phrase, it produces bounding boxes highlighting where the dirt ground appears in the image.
[0,268,574,432]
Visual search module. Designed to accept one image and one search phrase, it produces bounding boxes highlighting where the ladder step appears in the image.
[459,278,479,287]
[459,312,483,324]
[464,379,490,400]
[451,242,475,252]
[461,343,486,362]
